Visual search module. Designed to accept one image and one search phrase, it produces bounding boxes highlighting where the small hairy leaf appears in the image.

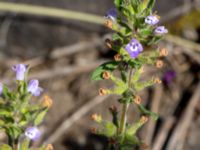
[91,61,119,81]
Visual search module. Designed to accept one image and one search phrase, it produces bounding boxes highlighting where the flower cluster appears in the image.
[91,0,169,149]
[0,64,52,149]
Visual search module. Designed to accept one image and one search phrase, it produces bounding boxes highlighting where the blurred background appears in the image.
[0,0,200,149]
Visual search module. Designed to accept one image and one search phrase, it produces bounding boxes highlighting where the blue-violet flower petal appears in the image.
[145,15,159,25]
[25,127,41,141]
[12,64,27,81]
[154,26,168,35]
[125,39,143,58]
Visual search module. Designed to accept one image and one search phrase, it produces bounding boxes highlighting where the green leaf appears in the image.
[131,67,143,83]
[134,80,153,91]
[0,144,12,150]
[138,105,159,120]
[91,61,119,81]
[101,121,117,137]
[2,86,12,100]
[124,134,140,145]
[147,0,156,10]
[126,120,146,135]
[20,139,30,150]
[34,108,48,125]
[114,0,123,9]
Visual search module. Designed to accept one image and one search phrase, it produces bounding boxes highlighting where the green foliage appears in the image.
[0,144,12,150]
[91,61,119,81]
[0,67,51,149]
[91,0,168,149]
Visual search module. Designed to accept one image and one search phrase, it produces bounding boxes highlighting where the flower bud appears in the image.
[105,39,112,49]
[45,144,54,150]
[155,60,164,68]
[12,64,27,81]
[102,71,111,80]
[153,78,162,84]
[134,96,142,105]
[99,88,107,96]
[114,54,121,61]
[140,116,148,124]
[42,95,53,108]
[159,48,168,57]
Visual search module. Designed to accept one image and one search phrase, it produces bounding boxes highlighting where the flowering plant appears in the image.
[0,64,53,150]
[91,0,168,149]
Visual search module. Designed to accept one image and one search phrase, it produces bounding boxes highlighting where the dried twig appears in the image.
[145,85,163,146]
[166,83,200,150]
[45,95,110,144]
[152,117,175,150]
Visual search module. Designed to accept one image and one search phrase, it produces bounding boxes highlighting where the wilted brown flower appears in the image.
[140,116,149,124]
[114,54,122,61]
[153,78,162,84]
[134,96,142,105]
[159,48,168,57]
[105,39,112,49]
[102,71,111,80]
[156,60,164,68]
[45,144,53,150]
[90,127,97,134]
[104,19,113,29]
[99,88,107,96]
[42,95,53,108]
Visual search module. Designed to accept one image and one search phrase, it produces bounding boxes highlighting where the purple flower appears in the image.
[106,8,117,21]
[125,39,143,58]
[145,15,159,25]
[0,83,3,95]
[163,70,176,84]
[28,79,43,96]
[25,127,41,141]
[154,26,168,35]
[12,64,27,81]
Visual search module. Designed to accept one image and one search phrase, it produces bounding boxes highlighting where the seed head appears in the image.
[105,39,112,49]
[153,78,162,84]
[90,113,102,122]
[114,54,121,61]
[159,48,168,57]
[104,19,113,29]
[156,60,164,68]
[90,127,97,134]
[45,144,54,150]
[42,95,53,108]
[134,96,142,105]
[99,88,107,96]
[140,116,148,124]
[102,71,111,80]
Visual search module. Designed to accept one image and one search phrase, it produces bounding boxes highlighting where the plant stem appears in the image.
[118,69,133,135]
[13,139,19,150]
[0,2,104,25]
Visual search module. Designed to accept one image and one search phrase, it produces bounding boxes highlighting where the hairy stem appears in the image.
[118,69,133,135]
[0,2,104,24]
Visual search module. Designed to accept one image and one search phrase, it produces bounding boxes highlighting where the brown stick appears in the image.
[166,83,200,150]
[45,95,110,143]
[145,85,163,146]
[152,117,175,150]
